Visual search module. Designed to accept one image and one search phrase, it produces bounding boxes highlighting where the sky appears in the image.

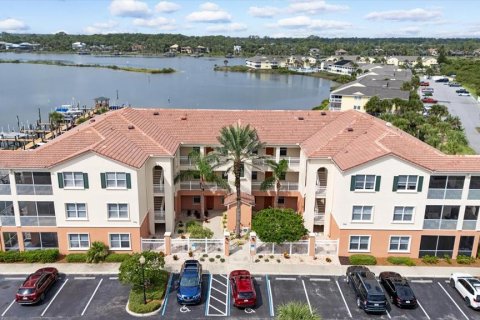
[0,0,479,38]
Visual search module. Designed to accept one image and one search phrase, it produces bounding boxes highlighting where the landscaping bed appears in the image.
[128,270,168,314]
[340,255,480,267]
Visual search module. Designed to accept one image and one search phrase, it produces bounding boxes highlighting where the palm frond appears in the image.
[260,177,275,191]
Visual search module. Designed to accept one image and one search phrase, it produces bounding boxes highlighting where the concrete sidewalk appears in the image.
[1,261,480,278]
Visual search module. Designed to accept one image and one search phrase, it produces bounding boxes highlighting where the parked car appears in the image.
[450,273,480,309]
[176,260,202,305]
[346,266,387,313]
[449,83,461,87]
[458,92,471,96]
[435,78,449,83]
[422,92,433,97]
[421,87,434,92]
[456,88,469,93]
[229,270,257,308]
[420,81,430,86]
[15,267,58,304]
[379,272,417,308]
[421,98,438,104]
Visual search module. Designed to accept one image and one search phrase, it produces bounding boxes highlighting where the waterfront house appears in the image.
[245,56,281,69]
[72,42,86,50]
[181,46,193,54]
[335,49,348,56]
[169,44,179,53]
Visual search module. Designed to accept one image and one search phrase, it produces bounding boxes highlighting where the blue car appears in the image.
[176,260,202,305]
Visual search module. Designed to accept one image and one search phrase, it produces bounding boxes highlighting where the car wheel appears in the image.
[356,297,361,309]
[449,279,455,288]
[465,297,471,307]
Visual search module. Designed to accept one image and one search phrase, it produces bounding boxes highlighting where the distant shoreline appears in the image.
[0,59,175,74]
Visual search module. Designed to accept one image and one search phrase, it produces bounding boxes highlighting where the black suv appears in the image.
[346,266,387,313]
[379,272,417,308]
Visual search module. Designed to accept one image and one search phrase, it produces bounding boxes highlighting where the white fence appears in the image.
[141,238,165,252]
[256,240,309,255]
[315,240,338,255]
[171,238,224,254]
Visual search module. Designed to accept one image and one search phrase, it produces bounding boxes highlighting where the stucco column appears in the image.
[224,231,230,257]
[471,236,479,258]
[249,231,257,256]
[17,229,25,251]
[452,234,461,259]
[164,232,171,256]
[308,232,316,257]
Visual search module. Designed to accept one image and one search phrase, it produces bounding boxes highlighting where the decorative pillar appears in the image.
[224,231,230,257]
[164,232,171,256]
[249,231,257,256]
[308,232,316,257]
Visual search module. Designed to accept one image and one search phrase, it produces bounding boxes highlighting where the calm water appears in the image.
[0,53,331,129]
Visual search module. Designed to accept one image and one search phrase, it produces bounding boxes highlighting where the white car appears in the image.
[458,92,471,96]
[449,273,480,309]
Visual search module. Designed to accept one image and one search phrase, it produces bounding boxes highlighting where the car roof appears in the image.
[234,276,254,292]
[22,272,44,288]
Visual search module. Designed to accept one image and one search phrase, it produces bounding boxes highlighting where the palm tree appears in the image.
[174,151,229,219]
[214,124,265,237]
[49,111,64,136]
[260,159,289,208]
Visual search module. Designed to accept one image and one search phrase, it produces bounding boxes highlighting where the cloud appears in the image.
[84,20,119,34]
[186,2,232,23]
[276,16,351,30]
[365,8,441,22]
[248,6,280,18]
[206,22,247,33]
[155,1,180,13]
[288,1,349,14]
[0,18,29,32]
[109,0,151,18]
[133,17,176,29]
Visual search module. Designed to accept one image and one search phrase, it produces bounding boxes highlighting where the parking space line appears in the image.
[266,275,274,317]
[211,286,226,296]
[335,279,352,318]
[212,277,227,287]
[219,274,228,280]
[109,277,118,280]
[386,310,391,319]
[276,277,296,281]
[209,304,225,315]
[302,280,313,315]
[74,276,96,280]
[205,274,212,316]
[1,299,15,317]
[411,280,433,283]
[4,277,25,280]
[41,278,69,317]
[417,300,431,320]
[210,295,226,306]
[161,274,173,316]
[81,278,103,316]
[438,282,469,320]
[309,278,330,282]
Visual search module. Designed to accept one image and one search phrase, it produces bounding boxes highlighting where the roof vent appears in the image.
[385,122,392,127]
[320,111,327,116]
[128,125,135,130]
[181,115,187,120]
[153,111,159,116]
[89,119,95,123]
[297,116,304,120]
[347,127,354,132]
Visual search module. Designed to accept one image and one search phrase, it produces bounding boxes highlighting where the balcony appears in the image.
[315,185,326,197]
[314,213,325,225]
[0,216,15,226]
[468,189,480,200]
[279,182,299,191]
[252,157,274,166]
[0,185,11,195]
[427,188,462,200]
[279,156,300,168]
[462,220,477,230]
[154,210,165,222]
[252,182,262,191]
[180,181,225,191]
[423,219,457,230]
[16,185,53,195]
[153,184,165,194]
[20,216,56,226]
[179,156,194,166]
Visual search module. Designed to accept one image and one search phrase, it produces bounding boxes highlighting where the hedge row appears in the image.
[65,252,131,263]
[0,249,59,263]
[349,254,377,265]
[387,256,416,266]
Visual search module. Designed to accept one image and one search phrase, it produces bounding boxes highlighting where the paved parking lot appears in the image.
[2,273,480,319]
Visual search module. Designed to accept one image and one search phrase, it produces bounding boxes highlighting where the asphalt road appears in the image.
[420,77,480,153]
[2,273,480,319]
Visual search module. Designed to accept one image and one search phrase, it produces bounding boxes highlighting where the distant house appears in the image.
[325,55,374,64]
[131,44,145,52]
[169,44,179,53]
[422,57,438,67]
[335,49,348,56]
[196,46,207,53]
[0,41,6,50]
[449,50,466,56]
[386,56,418,67]
[286,55,317,69]
[324,59,357,75]
[474,49,480,56]
[180,46,193,54]
[245,56,282,69]
[309,48,320,56]
[427,48,438,56]
[72,42,86,50]
[233,45,241,54]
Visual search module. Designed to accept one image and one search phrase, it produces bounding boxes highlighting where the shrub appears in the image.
[188,251,193,257]
[86,242,109,263]
[258,255,263,259]
[202,254,208,258]
[283,252,290,259]
[422,255,439,264]
[187,224,214,239]
[270,255,274,259]
[252,208,308,243]
[325,257,331,263]
[387,256,416,266]
[177,229,184,234]
[264,259,269,262]
[0,251,22,263]
[105,253,131,263]
[186,220,198,228]
[277,259,281,263]
[220,258,225,263]
[119,252,166,288]
[12,249,60,263]
[66,253,87,263]
[215,255,221,259]
[255,259,260,263]
[457,255,476,265]
[173,255,179,261]
[349,254,377,265]
[209,258,215,262]
[277,302,321,320]
[200,258,205,262]
[443,254,452,264]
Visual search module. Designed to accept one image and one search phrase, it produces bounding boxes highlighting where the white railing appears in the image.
[154,210,165,221]
[153,184,164,193]
[423,219,458,230]
[0,185,11,195]
[179,156,193,166]
[314,213,325,224]
[256,240,309,255]
[279,182,299,191]
[171,238,224,254]
[252,182,262,190]
[279,156,300,167]
[462,220,477,230]
[315,185,326,196]
[20,216,56,226]
[0,216,15,226]
[179,181,224,191]
[16,184,53,195]
[141,238,165,252]
[252,157,274,166]
[315,239,339,255]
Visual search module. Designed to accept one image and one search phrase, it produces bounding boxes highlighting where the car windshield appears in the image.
[17,288,34,295]
[396,285,414,298]
[238,292,254,299]
[180,276,198,287]
[369,294,385,302]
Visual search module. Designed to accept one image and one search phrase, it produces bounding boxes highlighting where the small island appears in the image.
[0,59,175,74]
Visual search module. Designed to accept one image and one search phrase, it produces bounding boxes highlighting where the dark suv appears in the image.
[346,266,387,313]
[176,260,202,305]
[379,272,417,308]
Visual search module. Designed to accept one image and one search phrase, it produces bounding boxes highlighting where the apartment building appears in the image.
[245,56,281,69]
[0,108,479,258]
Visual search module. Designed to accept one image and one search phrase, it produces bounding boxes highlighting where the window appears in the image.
[470,176,480,189]
[193,196,201,204]
[389,236,410,252]
[419,235,455,257]
[352,206,373,222]
[251,171,258,181]
[0,170,10,195]
[23,232,58,250]
[18,201,56,226]
[396,175,418,191]
[106,172,127,188]
[351,175,380,191]
[349,236,370,252]
[280,147,287,156]
[107,203,129,219]
[65,203,87,220]
[278,197,285,205]
[15,172,52,195]
[393,206,414,222]
[109,234,131,249]
[3,232,18,251]
[68,234,90,249]
[0,201,15,226]
[62,172,84,188]
[428,176,465,199]
[423,205,459,229]
[464,206,479,221]
[222,171,228,179]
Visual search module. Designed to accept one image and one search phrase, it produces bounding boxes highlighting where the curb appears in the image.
[125,299,163,318]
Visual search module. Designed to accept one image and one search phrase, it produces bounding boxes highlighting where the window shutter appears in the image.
[83,173,89,189]
[392,176,398,191]
[57,173,64,189]
[350,176,356,191]
[100,173,106,189]
[417,176,424,192]
[126,173,132,189]
[375,176,381,192]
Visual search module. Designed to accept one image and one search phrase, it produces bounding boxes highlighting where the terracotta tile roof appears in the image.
[0,108,479,172]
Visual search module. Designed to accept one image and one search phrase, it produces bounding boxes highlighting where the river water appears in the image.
[0,53,331,129]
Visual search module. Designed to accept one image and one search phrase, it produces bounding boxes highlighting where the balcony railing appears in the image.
[16,184,53,195]
[462,220,477,230]
[315,185,326,196]
[252,182,262,191]
[279,156,300,168]
[468,189,480,200]
[154,210,165,221]
[20,216,56,226]
[427,188,462,200]
[0,185,11,195]
[423,219,458,230]
[279,182,299,191]
[252,157,274,166]
[179,181,225,191]
[153,184,165,194]
[179,156,194,166]
[0,216,15,226]
[314,213,325,224]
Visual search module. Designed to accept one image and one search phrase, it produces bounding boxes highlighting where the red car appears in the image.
[421,98,438,104]
[16,267,58,304]
[420,81,430,86]
[229,270,257,308]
